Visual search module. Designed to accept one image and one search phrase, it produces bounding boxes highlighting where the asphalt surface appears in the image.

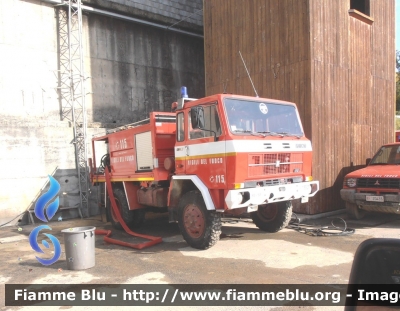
[1,210,400,311]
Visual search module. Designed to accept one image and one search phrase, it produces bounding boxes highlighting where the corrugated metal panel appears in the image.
[135,132,153,171]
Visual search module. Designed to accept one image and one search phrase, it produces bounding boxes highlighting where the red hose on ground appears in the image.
[95,168,162,250]
[95,229,162,250]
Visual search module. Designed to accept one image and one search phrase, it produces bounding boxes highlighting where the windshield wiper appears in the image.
[277,132,303,139]
[234,130,302,139]
[234,130,268,137]
[255,131,279,136]
[257,131,301,138]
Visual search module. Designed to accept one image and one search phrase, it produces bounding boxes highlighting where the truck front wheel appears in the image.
[345,202,366,220]
[107,187,145,230]
[178,191,221,249]
[251,201,292,232]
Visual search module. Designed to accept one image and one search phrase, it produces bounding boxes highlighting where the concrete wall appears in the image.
[0,0,204,224]
[86,13,205,124]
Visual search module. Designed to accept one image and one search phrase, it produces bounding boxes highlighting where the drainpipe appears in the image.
[40,0,204,39]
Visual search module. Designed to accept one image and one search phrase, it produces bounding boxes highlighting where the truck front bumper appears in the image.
[340,189,400,213]
[225,181,319,211]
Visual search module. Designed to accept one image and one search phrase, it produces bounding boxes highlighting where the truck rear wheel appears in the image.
[178,190,221,249]
[251,201,292,232]
[346,202,366,220]
[107,187,145,230]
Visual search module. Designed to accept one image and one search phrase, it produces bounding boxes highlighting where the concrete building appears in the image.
[0,0,204,224]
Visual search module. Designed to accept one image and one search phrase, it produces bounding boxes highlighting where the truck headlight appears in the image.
[232,192,244,205]
[346,178,357,188]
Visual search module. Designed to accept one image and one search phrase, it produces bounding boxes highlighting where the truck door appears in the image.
[174,112,187,174]
[185,104,225,189]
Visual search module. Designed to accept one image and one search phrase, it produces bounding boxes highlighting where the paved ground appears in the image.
[1,209,400,311]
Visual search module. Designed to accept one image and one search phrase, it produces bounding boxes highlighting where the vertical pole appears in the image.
[63,0,88,217]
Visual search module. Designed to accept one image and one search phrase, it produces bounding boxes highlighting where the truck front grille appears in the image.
[248,153,303,177]
[357,178,400,189]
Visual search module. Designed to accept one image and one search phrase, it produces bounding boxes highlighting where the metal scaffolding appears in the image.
[58,0,88,217]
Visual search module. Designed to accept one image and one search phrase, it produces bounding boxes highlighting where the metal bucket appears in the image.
[62,226,96,270]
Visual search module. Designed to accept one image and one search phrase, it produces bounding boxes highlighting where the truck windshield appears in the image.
[224,98,303,137]
[370,145,400,165]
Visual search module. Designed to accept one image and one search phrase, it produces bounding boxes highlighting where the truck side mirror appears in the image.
[345,238,400,310]
[366,158,371,165]
[191,107,205,129]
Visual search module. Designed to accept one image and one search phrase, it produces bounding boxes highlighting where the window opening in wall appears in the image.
[350,0,370,16]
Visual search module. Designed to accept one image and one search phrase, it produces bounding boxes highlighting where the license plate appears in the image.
[301,197,309,203]
[366,195,384,202]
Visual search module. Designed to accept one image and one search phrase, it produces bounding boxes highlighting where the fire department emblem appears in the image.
[259,103,268,114]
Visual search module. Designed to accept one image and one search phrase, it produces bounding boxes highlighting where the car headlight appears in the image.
[346,178,357,188]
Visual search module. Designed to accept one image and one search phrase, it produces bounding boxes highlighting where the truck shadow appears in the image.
[91,209,400,254]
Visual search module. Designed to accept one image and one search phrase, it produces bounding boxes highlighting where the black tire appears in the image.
[346,202,366,220]
[251,201,292,232]
[107,187,146,230]
[178,190,221,249]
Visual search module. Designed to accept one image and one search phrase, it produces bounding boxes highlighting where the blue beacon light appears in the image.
[181,86,188,98]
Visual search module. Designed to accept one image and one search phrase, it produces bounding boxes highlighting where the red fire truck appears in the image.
[89,89,319,249]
